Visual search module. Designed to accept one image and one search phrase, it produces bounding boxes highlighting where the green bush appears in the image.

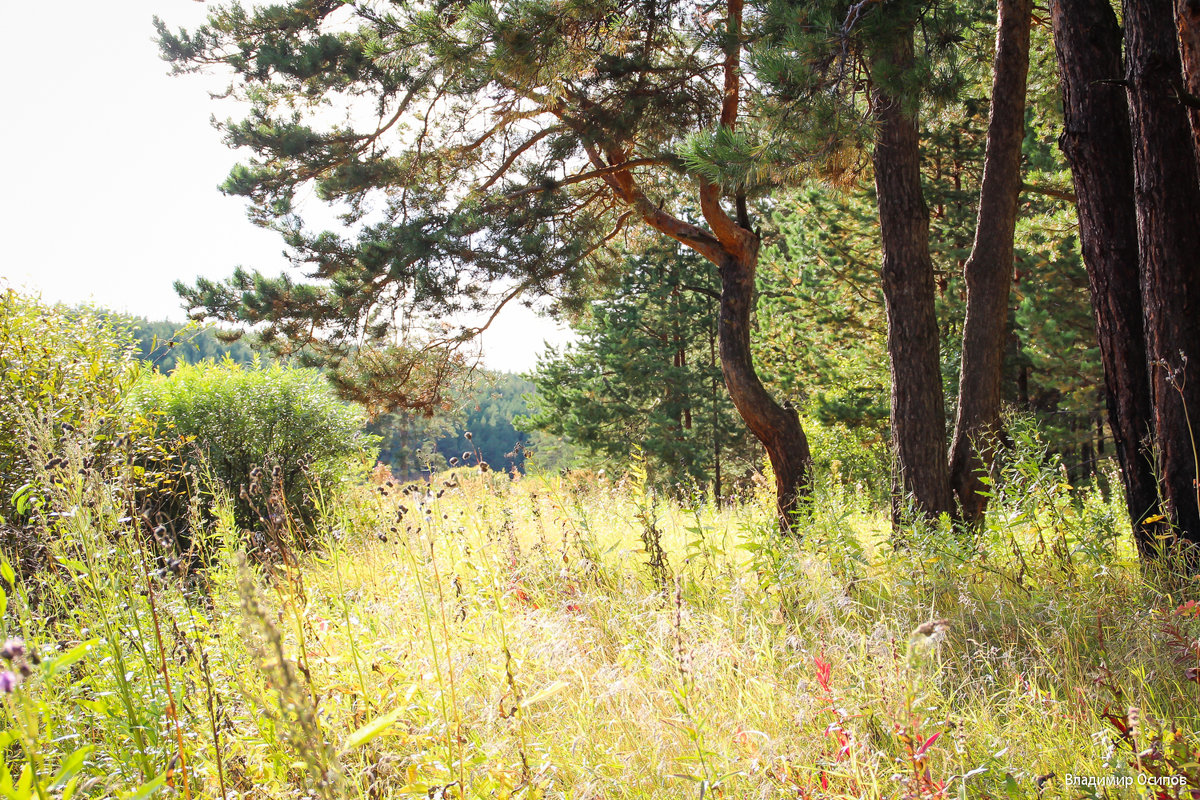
[0,290,140,524]
[129,360,375,538]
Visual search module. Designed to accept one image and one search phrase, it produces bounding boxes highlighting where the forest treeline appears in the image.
[157,0,1200,565]
[120,316,563,480]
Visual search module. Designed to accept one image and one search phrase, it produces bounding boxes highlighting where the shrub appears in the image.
[129,360,375,538]
[0,289,140,525]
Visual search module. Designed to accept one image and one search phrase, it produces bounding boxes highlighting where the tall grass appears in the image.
[2,426,1198,798]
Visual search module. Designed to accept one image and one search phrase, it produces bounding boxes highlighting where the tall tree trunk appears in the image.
[1050,0,1164,557]
[949,0,1034,523]
[1176,0,1200,160]
[718,252,812,527]
[871,29,955,520]
[1125,0,1200,554]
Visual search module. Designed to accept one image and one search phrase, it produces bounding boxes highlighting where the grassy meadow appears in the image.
[5,429,1199,799]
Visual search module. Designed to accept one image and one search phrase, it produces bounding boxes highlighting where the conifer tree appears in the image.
[1123,0,1200,553]
[757,0,1032,520]
[947,0,1033,522]
[1048,0,1160,555]
[159,0,817,524]
[525,242,751,495]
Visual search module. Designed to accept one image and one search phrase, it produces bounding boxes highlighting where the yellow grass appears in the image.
[10,463,1200,798]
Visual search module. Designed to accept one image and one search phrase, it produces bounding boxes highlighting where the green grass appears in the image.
[3,448,1199,799]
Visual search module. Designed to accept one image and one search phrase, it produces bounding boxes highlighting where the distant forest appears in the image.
[126,317,260,372]
[122,317,564,479]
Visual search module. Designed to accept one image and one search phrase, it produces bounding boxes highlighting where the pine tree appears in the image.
[158,0,817,523]
[524,242,752,495]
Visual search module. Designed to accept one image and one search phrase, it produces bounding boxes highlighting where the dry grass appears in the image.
[7,456,1200,799]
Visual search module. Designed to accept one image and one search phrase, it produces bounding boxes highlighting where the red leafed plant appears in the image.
[801,651,859,797]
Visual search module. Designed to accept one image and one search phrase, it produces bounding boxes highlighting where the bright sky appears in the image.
[0,0,570,374]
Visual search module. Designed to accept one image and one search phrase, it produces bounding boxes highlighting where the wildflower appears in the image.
[1,638,25,661]
[0,671,18,693]
[814,653,833,693]
[462,451,472,461]
[17,663,31,679]
[449,457,460,467]
[479,462,490,473]
[465,431,473,441]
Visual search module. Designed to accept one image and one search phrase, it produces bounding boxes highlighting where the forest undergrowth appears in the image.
[3,428,1199,800]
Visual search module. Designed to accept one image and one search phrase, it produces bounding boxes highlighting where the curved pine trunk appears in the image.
[717,252,812,529]
[949,0,1034,523]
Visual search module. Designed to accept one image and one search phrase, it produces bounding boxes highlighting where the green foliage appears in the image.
[757,189,890,434]
[129,361,374,535]
[155,0,851,413]
[0,290,140,525]
[437,373,537,474]
[753,19,1104,490]
[524,243,755,494]
[370,371,570,480]
[124,317,263,373]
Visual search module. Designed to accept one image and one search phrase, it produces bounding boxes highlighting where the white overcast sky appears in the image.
[0,0,569,373]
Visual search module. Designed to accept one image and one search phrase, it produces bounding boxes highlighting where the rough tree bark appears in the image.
[1176,0,1200,161]
[871,28,955,520]
[1125,0,1200,554]
[948,0,1034,523]
[1050,0,1164,557]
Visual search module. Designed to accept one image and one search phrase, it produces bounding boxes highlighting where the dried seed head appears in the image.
[913,619,950,638]
[465,431,473,441]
